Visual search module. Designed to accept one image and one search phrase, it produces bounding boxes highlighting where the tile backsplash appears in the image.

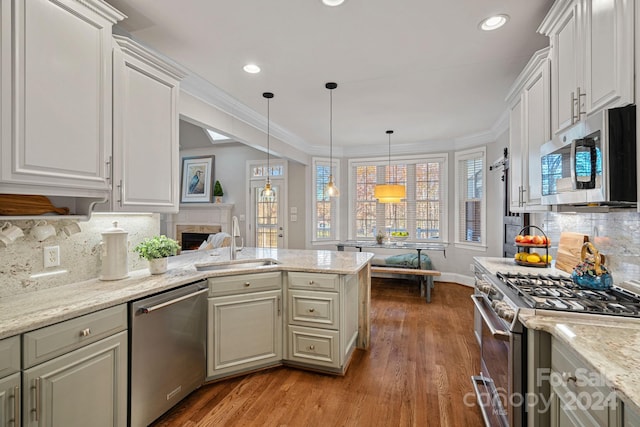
[533,210,640,283]
[0,213,160,298]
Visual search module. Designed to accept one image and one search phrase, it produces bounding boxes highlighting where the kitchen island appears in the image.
[475,256,640,423]
[0,247,373,346]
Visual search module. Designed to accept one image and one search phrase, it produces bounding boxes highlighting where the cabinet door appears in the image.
[0,373,20,427]
[550,390,583,427]
[207,290,282,379]
[583,0,634,114]
[509,96,524,211]
[111,36,184,212]
[550,1,580,135]
[522,58,550,208]
[23,331,127,427]
[0,0,123,197]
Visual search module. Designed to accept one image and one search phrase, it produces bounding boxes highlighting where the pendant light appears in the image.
[374,130,406,203]
[324,82,340,197]
[260,92,275,202]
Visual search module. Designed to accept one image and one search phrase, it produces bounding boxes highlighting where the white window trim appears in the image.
[454,147,486,250]
[347,153,448,243]
[310,157,340,244]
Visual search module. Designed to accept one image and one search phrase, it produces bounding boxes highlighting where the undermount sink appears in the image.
[194,258,280,271]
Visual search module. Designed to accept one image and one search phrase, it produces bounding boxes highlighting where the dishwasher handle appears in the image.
[140,288,208,314]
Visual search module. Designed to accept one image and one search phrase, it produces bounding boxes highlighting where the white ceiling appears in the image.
[105,0,553,154]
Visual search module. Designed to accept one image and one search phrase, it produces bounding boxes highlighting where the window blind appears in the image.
[312,158,339,241]
[455,148,485,246]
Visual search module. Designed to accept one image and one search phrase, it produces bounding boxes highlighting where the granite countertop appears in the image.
[520,312,640,412]
[0,247,373,340]
[474,256,569,276]
[475,257,640,412]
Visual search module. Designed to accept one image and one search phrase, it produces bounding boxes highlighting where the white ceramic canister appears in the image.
[99,221,129,281]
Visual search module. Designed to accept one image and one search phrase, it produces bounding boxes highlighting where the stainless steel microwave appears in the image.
[540,104,636,206]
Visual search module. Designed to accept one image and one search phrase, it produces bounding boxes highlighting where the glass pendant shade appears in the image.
[326,174,340,197]
[260,179,275,202]
[374,129,405,203]
[324,82,339,198]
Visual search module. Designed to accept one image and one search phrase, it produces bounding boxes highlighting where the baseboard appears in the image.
[438,272,474,287]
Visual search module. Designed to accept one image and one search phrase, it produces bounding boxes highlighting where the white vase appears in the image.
[148,257,168,275]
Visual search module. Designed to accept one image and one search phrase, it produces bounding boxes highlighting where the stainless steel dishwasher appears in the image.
[129,281,207,427]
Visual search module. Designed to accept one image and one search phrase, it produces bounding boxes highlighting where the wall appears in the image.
[532,211,640,284]
[0,213,160,298]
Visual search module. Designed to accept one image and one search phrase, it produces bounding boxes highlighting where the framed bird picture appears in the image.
[181,155,214,203]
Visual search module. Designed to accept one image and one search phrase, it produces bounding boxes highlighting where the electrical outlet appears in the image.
[44,246,60,268]
[469,263,475,272]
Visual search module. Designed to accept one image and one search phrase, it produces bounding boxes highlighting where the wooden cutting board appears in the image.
[555,232,589,274]
[0,194,69,216]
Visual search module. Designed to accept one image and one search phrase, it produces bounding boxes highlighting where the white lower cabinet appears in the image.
[0,373,20,427]
[550,337,619,427]
[284,272,358,374]
[21,305,128,427]
[207,273,283,379]
[0,335,20,427]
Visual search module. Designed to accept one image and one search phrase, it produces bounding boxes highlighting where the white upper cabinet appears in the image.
[109,35,185,213]
[507,48,551,212]
[0,0,124,198]
[539,0,634,135]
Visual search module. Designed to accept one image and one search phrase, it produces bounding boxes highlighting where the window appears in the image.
[455,148,485,248]
[312,158,339,242]
[349,155,448,241]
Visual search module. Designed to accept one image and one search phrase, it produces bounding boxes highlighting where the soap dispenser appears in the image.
[99,221,129,281]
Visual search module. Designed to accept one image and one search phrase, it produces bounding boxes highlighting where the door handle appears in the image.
[139,288,208,314]
[278,234,283,237]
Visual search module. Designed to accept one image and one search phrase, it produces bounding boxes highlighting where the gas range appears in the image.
[495,272,640,318]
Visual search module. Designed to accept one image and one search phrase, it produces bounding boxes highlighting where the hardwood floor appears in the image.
[152,279,484,427]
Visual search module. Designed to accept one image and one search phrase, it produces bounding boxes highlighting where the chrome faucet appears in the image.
[230,215,242,260]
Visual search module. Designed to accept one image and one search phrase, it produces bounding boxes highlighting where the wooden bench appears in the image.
[370,266,441,303]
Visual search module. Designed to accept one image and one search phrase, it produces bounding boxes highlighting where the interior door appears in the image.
[250,179,285,248]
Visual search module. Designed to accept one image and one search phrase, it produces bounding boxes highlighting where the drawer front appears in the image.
[208,272,282,296]
[551,338,618,427]
[288,290,339,329]
[287,272,339,291]
[288,325,339,368]
[23,304,127,368]
[0,336,20,377]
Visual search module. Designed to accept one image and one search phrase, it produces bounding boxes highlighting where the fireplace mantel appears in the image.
[167,203,233,242]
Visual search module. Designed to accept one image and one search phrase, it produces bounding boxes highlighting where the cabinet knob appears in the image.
[308,345,315,351]
[244,282,251,287]
[308,308,315,313]
[308,280,314,285]
[562,372,577,384]
[80,328,91,337]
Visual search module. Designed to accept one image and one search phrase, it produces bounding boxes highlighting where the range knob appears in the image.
[500,308,516,323]
[476,280,493,294]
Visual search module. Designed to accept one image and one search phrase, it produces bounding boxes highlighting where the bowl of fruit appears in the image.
[514,234,551,247]
[391,231,409,241]
[514,251,552,267]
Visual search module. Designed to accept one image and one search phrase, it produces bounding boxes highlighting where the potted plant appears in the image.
[213,180,224,203]
[133,235,181,275]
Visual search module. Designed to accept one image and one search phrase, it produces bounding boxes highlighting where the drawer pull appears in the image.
[308,280,314,285]
[244,282,251,287]
[33,378,41,421]
[562,372,577,384]
[13,385,19,426]
[308,308,315,313]
[308,345,315,351]
[80,328,92,337]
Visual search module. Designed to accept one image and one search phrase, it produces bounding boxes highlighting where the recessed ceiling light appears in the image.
[322,0,346,6]
[243,63,261,74]
[479,14,509,31]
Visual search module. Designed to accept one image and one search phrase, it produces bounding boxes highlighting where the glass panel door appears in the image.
[250,179,284,248]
